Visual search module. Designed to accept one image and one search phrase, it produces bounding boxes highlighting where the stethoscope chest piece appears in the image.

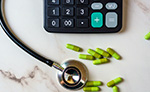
[57,60,88,90]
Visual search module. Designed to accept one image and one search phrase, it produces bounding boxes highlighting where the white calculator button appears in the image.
[106,12,118,28]
[106,2,118,10]
[91,3,103,10]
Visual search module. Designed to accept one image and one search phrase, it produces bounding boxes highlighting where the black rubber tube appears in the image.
[0,0,54,67]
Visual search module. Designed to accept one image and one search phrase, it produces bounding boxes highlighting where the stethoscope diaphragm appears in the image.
[57,60,88,90]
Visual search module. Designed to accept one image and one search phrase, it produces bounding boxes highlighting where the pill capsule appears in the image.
[79,54,95,60]
[113,86,119,92]
[93,58,109,65]
[107,48,121,60]
[85,81,102,87]
[83,87,100,91]
[96,48,110,57]
[107,77,122,87]
[66,44,82,52]
[145,32,150,40]
[87,49,102,59]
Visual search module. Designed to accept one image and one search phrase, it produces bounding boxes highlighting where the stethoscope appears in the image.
[0,0,88,90]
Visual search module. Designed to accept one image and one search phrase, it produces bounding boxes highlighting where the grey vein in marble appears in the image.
[134,0,150,14]
[0,66,60,92]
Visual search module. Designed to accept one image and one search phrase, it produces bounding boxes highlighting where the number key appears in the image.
[48,0,59,5]
[62,19,74,27]
[63,0,74,5]
[77,8,88,16]
[48,19,59,28]
[62,7,74,16]
[77,0,88,5]
[48,7,59,16]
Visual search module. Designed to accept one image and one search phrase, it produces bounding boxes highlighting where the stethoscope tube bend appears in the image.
[0,0,54,67]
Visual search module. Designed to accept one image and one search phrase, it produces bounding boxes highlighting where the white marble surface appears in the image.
[0,0,150,92]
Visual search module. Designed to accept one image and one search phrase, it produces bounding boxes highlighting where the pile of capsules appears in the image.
[84,77,122,92]
[66,44,121,65]
[66,44,123,92]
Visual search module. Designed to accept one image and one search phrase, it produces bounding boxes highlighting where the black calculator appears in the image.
[44,0,123,33]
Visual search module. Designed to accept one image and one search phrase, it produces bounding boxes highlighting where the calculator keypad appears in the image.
[44,0,123,33]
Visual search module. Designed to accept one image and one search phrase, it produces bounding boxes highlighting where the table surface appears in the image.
[0,0,150,92]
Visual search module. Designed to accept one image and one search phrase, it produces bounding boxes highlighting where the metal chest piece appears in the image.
[57,60,88,90]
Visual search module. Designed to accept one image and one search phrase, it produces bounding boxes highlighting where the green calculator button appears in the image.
[91,12,103,28]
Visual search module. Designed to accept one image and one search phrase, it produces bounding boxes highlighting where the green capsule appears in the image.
[145,32,150,40]
[93,58,109,65]
[66,44,82,52]
[79,54,95,60]
[85,81,102,87]
[113,86,119,92]
[107,77,122,87]
[96,48,110,57]
[87,49,102,59]
[83,87,100,91]
[107,48,121,60]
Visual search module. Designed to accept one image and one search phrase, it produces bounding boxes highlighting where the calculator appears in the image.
[44,0,123,33]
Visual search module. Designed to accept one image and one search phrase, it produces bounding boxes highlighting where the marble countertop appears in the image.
[0,0,150,92]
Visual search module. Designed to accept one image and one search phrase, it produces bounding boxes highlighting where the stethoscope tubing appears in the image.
[0,1,88,89]
[0,0,54,67]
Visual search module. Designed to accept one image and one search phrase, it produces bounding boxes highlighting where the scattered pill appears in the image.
[79,54,95,60]
[66,44,82,52]
[87,49,102,59]
[107,77,122,87]
[96,48,110,57]
[93,58,109,65]
[113,86,119,92]
[85,81,102,87]
[145,32,150,40]
[107,48,121,60]
[83,87,100,91]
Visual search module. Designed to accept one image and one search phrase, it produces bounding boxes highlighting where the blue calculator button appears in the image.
[91,12,103,28]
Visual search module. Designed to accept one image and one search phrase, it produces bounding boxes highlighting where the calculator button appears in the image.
[77,0,88,5]
[62,19,74,27]
[106,3,118,10]
[48,19,59,28]
[91,12,103,28]
[48,7,59,16]
[91,3,103,10]
[77,8,88,16]
[106,12,118,28]
[62,8,74,16]
[63,0,74,5]
[48,0,59,5]
[77,19,88,28]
